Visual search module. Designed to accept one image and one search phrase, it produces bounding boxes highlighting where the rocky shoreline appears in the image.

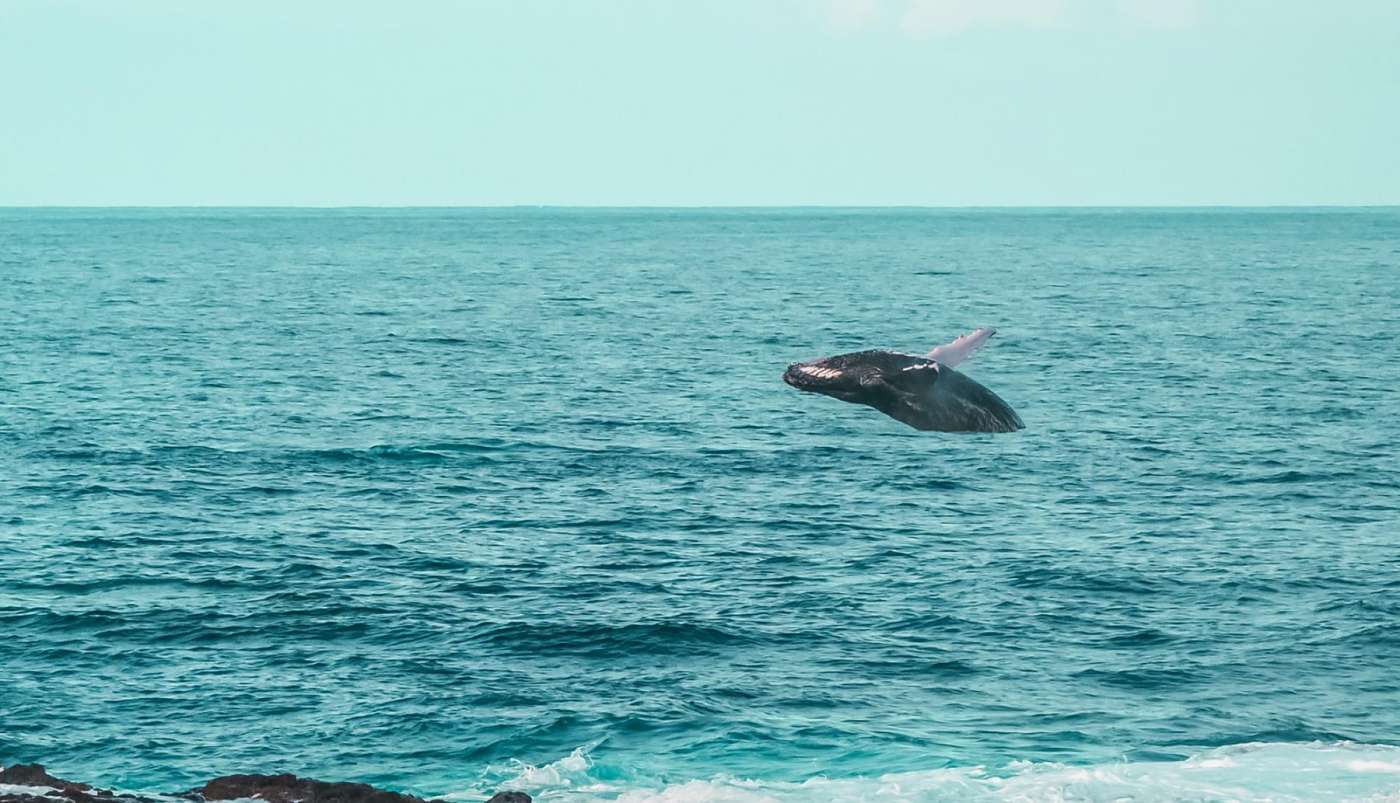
[0,766,527,803]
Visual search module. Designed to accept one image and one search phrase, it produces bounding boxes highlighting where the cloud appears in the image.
[817,0,1200,38]
[1117,0,1198,29]
[899,0,1065,37]
[826,0,881,33]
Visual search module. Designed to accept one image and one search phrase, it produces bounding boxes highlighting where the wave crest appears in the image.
[460,741,1400,802]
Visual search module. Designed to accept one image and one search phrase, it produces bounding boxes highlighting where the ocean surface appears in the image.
[3,208,1400,802]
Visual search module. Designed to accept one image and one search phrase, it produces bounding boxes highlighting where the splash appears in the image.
[465,742,1400,802]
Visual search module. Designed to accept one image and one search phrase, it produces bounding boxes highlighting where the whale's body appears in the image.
[783,328,1023,433]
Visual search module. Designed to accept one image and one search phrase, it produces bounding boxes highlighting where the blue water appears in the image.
[3,208,1400,801]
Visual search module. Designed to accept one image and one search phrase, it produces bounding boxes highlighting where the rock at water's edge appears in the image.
[195,774,437,803]
[0,766,527,803]
[0,764,135,803]
[0,765,90,791]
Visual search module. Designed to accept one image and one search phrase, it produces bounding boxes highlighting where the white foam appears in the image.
[0,784,64,796]
[1350,760,1400,774]
[511,743,593,786]
[456,741,1400,803]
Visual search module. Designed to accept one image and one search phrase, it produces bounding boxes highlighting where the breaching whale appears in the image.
[783,327,1023,433]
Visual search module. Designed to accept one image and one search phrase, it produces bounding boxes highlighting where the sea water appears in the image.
[2,208,1398,801]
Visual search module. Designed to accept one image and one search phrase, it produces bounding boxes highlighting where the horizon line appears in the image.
[3,203,1399,211]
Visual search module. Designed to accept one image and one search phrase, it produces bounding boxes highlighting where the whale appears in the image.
[783,327,1023,433]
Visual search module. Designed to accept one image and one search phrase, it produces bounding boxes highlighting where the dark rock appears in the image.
[0,764,136,803]
[195,775,438,803]
[0,765,91,792]
[0,766,470,803]
[485,794,531,803]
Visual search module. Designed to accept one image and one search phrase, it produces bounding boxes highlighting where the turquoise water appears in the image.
[3,208,1399,801]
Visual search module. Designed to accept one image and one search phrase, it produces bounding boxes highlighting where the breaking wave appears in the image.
[468,741,1400,802]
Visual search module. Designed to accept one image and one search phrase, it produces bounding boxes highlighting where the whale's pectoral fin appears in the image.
[928,327,995,368]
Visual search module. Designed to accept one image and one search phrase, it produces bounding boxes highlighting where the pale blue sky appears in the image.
[2,0,1397,206]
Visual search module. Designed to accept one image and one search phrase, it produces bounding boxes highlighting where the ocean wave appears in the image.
[465,741,1400,802]
[472,620,754,656]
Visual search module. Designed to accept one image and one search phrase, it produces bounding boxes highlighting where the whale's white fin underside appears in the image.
[928,327,995,368]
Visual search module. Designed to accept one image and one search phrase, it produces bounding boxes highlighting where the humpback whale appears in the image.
[783,327,1023,433]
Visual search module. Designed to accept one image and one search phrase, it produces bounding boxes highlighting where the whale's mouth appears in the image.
[784,361,855,393]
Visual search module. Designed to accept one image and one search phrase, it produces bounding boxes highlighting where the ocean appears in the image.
[2,208,1399,801]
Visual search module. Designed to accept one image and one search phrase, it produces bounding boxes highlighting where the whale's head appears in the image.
[784,341,1023,433]
[783,350,922,403]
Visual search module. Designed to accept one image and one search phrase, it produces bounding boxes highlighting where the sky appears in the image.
[1,0,1397,206]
